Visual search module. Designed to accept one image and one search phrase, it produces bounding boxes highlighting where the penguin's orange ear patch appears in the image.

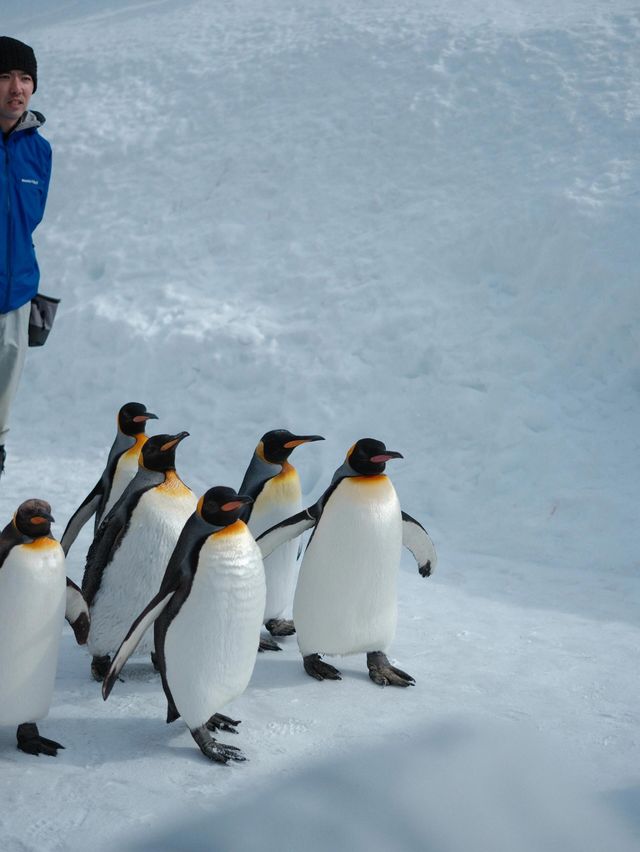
[346,442,357,461]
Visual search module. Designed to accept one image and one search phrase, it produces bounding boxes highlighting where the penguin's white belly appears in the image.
[89,487,196,657]
[0,541,65,725]
[103,453,139,518]
[293,477,402,657]
[249,478,302,621]
[164,524,265,731]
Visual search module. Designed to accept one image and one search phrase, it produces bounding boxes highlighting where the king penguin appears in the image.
[0,500,90,756]
[102,486,265,764]
[82,432,197,681]
[239,429,323,649]
[257,438,437,686]
[61,402,158,554]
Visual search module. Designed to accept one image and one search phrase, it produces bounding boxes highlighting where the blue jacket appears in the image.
[0,110,52,314]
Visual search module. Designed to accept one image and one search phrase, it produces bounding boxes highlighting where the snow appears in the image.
[1,0,639,849]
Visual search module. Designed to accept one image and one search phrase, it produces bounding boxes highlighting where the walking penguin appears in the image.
[0,500,90,756]
[257,438,437,686]
[82,432,196,681]
[239,429,323,649]
[102,486,265,764]
[61,402,158,554]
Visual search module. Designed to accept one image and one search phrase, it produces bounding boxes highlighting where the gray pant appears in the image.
[0,302,30,443]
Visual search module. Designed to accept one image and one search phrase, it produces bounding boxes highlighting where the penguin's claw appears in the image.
[303,653,342,681]
[206,713,241,734]
[192,727,247,763]
[203,741,247,764]
[16,724,65,757]
[265,618,296,637]
[258,634,282,652]
[367,652,415,687]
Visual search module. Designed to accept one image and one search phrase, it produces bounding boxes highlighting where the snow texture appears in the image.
[0,0,638,850]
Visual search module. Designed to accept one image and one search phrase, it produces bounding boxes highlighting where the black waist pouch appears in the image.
[29,294,60,347]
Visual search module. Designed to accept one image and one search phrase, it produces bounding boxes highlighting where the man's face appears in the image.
[0,70,34,132]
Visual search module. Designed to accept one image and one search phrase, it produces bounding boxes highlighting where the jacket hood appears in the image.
[14,110,46,132]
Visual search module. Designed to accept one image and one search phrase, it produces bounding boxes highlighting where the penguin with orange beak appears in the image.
[238,429,324,649]
[103,487,265,764]
[257,438,437,686]
[61,402,158,554]
[82,432,196,681]
[0,500,89,756]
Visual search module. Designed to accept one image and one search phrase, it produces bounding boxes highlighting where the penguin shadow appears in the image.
[40,710,195,768]
[111,658,161,684]
[251,645,308,691]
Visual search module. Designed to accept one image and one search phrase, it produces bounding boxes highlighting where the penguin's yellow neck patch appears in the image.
[350,475,389,486]
[275,460,296,479]
[159,470,193,496]
[123,433,147,459]
[23,536,59,551]
[214,519,246,538]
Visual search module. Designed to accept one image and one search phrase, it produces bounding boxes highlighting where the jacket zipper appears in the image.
[3,142,12,314]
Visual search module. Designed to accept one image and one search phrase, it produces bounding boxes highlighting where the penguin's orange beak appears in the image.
[283,435,324,449]
[369,451,403,463]
[160,431,190,452]
[222,495,253,512]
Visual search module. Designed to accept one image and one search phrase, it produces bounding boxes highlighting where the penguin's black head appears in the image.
[141,432,189,472]
[118,402,158,436]
[259,430,324,465]
[198,486,253,527]
[14,499,55,538]
[347,438,403,475]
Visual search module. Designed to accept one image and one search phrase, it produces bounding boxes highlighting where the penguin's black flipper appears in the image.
[401,511,437,577]
[65,577,90,644]
[60,480,104,555]
[0,520,29,570]
[256,508,318,559]
[102,589,175,699]
[82,476,157,605]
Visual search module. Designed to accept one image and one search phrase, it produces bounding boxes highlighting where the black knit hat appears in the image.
[0,37,38,92]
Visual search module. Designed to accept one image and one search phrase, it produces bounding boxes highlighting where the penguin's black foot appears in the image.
[258,634,282,652]
[206,713,241,735]
[191,726,247,764]
[366,651,415,687]
[150,651,161,672]
[16,723,65,757]
[303,653,342,681]
[265,618,296,637]
[91,654,111,682]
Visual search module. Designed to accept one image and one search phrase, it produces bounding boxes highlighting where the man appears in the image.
[0,37,52,477]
